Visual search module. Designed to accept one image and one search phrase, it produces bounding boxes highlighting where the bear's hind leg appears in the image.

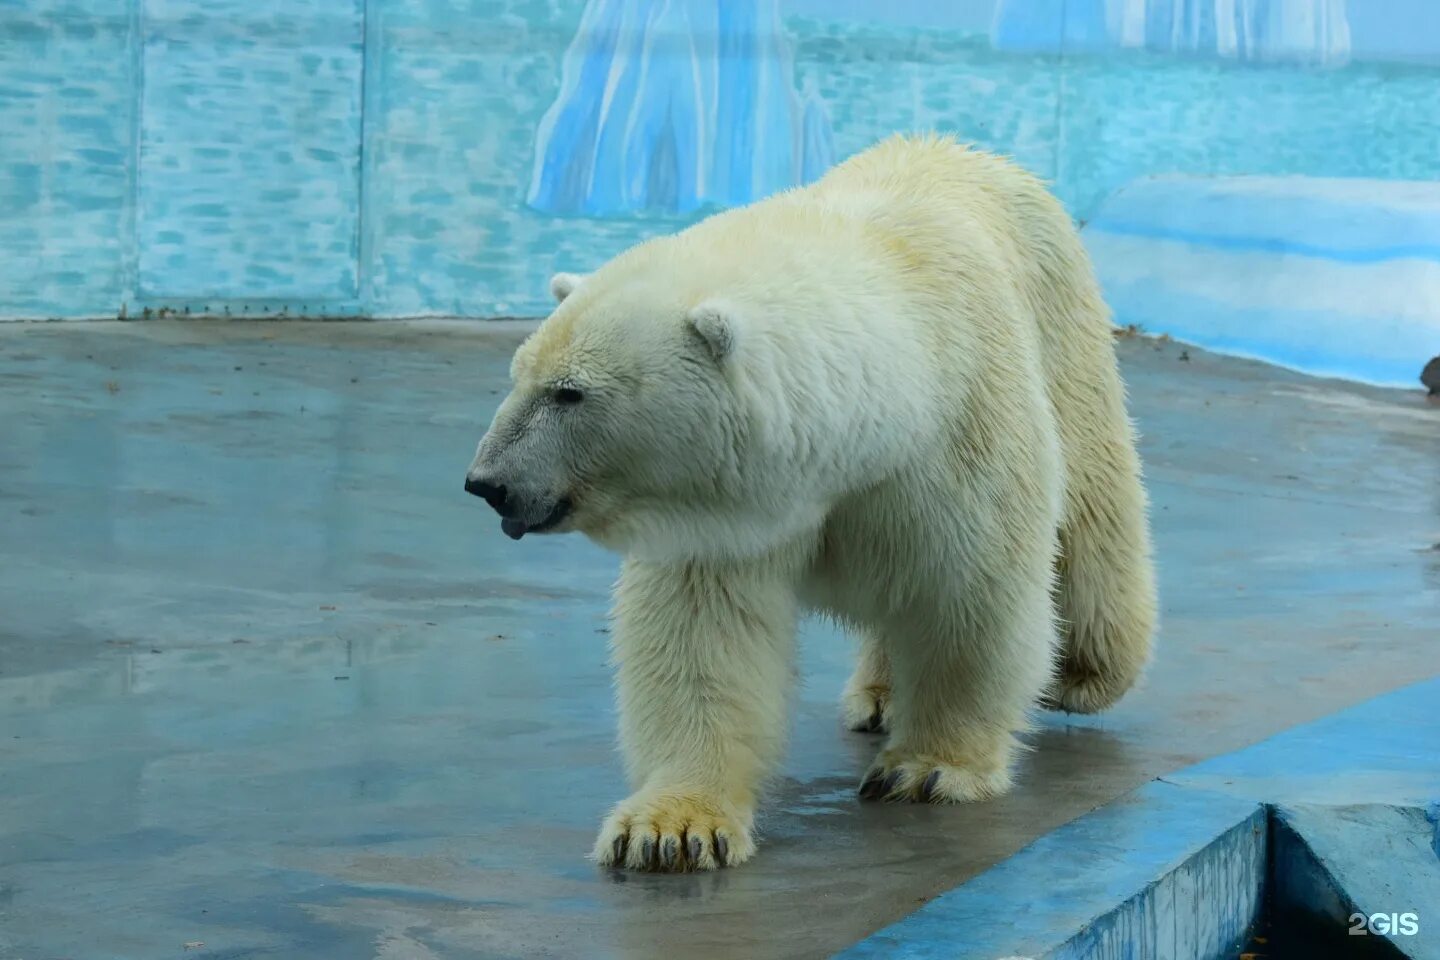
[859,577,1059,804]
[841,629,891,733]
[1046,451,1157,714]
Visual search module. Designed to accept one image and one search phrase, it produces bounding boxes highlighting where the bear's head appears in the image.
[464,262,773,559]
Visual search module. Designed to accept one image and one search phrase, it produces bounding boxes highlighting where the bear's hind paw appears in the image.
[841,683,890,734]
[858,753,1013,804]
[1043,668,1133,715]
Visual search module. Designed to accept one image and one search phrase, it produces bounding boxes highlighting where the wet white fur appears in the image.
[498,134,1156,871]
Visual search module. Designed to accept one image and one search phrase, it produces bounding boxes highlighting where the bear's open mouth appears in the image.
[500,498,573,541]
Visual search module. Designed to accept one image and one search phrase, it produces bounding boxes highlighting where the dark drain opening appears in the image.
[1240,909,1412,960]
[1235,804,1431,960]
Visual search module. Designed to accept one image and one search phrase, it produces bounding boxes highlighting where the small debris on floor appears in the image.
[1178,350,1191,362]
[1421,356,1440,395]
[334,675,350,681]
[104,380,120,394]
[319,605,337,611]
[183,943,204,951]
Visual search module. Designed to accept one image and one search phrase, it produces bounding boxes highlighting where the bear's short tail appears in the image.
[1047,416,1158,714]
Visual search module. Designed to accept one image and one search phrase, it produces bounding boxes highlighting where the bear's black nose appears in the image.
[464,476,507,512]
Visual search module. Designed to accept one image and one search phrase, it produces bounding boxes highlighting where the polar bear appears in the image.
[465,134,1156,872]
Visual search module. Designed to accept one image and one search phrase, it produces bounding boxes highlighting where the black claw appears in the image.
[921,770,941,801]
[640,837,656,868]
[687,834,703,865]
[859,770,885,800]
[715,834,729,867]
[611,834,627,865]
[880,770,902,798]
[661,837,678,868]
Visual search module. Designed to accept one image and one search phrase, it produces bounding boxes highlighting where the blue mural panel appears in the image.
[0,0,137,319]
[0,0,1438,354]
[136,0,364,301]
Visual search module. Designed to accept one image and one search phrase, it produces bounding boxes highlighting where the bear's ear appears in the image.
[549,272,586,304]
[686,300,739,363]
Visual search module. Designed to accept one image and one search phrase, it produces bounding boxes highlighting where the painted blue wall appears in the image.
[1,0,1437,319]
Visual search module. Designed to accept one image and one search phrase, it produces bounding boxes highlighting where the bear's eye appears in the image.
[553,387,584,406]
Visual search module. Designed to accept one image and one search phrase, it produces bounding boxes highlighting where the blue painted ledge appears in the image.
[1166,676,1440,808]
[834,781,1265,960]
[839,677,1440,959]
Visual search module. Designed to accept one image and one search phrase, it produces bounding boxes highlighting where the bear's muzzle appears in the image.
[464,471,572,540]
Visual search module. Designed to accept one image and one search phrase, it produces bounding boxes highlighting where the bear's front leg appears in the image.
[592,553,801,871]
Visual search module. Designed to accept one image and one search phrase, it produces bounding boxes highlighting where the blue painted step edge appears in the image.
[833,780,1266,960]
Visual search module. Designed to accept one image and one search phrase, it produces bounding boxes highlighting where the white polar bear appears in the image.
[465,134,1156,872]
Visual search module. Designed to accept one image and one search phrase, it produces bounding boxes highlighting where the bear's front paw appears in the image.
[858,746,1014,804]
[592,790,755,872]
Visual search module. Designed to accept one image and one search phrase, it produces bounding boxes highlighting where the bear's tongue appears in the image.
[501,517,528,541]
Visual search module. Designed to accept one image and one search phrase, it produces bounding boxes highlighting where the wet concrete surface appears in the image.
[1,321,1437,960]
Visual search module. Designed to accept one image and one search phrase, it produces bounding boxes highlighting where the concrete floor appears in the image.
[1,321,1437,960]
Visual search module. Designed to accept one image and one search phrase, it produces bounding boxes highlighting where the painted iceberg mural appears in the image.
[992,0,1351,66]
[526,0,835,218]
